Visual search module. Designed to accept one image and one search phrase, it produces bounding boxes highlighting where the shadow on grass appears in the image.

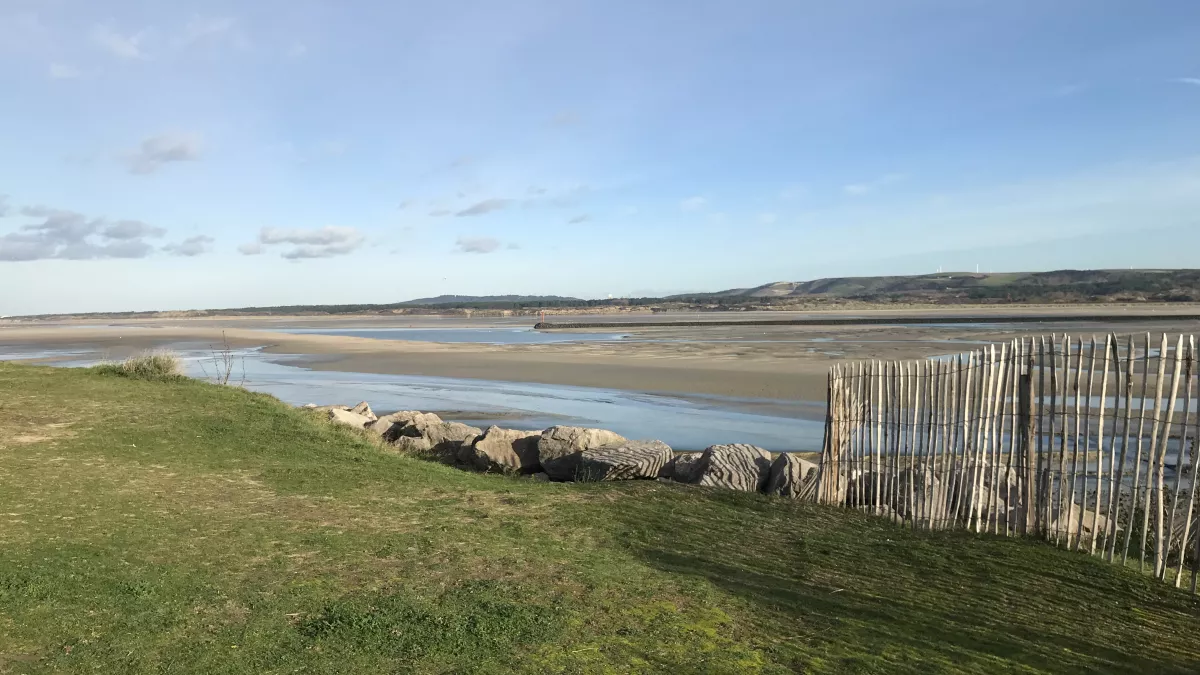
[606,486,1200,673]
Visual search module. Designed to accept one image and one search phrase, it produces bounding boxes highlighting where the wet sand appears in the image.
[4,307,1200,403]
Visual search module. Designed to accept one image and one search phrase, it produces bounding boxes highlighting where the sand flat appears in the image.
[4,306,1200,402]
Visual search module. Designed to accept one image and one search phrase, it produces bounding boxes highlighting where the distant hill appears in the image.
[668,269,1200,304]
[400,294,583,305]
[13,269,1200,319]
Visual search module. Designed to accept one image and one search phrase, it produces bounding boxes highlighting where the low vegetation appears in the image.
[2,361,1200,673]
[14,269,1200,320]
[92,351,182,380]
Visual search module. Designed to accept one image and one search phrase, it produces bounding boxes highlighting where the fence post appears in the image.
[1020,344,1036,535]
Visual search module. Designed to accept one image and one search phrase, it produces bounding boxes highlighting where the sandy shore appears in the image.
[4,307,1200,403]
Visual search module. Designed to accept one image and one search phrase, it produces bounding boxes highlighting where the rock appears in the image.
[307,404,350,412]
[350,401,377,421]
[538,426,627,481]
[666,452,704,483]
[391,436,433,454]
[460,426,542,473]
[328,408,371,429]
[364,415,396,437]
[766,453,819,500]
[691,444,773,492]
[577,440,674,481]
[381,411,480,462]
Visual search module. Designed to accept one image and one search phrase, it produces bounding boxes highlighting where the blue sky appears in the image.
[1,0,1199,314]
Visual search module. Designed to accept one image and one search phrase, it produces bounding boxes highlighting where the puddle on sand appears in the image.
[1,346,824,452]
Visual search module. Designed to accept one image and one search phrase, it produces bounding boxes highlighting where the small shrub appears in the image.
[94,351,183,381]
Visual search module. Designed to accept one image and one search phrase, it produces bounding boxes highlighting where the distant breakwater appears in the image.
[534,313,1200,330]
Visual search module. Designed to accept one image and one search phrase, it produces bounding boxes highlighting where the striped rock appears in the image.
[538,426,627,481]
[328,407,371,429]
[666,452,704,483]
[350,401,377,421]
[577,440,673,481]
[459,426,543,473]
[765,453,819,500]
[692,444,773,492]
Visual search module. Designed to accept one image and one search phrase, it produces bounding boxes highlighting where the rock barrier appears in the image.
[311,401,817,499]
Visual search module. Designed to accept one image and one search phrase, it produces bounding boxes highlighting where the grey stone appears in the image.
[328,408,371,429]
[381,411,481,461]
[460,426,543,473]
[691,444,773,492]
[537,426,627,481]
[350,401,376,421]
[577,440,673,481]
[766,453,819,500]
[666,452,704,483]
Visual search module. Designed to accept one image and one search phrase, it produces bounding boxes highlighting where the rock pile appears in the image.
[312,401,819,499]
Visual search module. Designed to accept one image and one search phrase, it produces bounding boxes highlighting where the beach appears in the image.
[4,306,1200,403]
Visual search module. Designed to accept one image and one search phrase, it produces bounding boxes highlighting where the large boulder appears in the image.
[460,426,542,473]
[537,426,627,481]
[690,444,773,492]
[328,408,371,429]
[382,411,481,461]
[766,453,819,500]
[577,440,673,481]
[364,415,397,437]
[350,401,377,421]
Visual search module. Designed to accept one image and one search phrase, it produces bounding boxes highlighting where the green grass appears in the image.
[91,351,182,380]
[2,361,1199,673]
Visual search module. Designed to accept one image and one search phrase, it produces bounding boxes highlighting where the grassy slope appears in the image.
[2,363,1199,674]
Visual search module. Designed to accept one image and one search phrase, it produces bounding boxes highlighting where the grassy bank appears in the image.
[2,362,1199,673]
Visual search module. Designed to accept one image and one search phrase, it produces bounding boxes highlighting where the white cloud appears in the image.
[0,205,165,261]
[237,242,263,255]
[758,213,778,224]
[103,220,166,239]
[163,235,214,257]
[123,133,202,175]
[91,23,149,60]
[255,226,365,259]
[0,195,9,217]
[1175,78,1200,87]
[455,236,502,254]
[49,63,80,79]
[680,196,708,212]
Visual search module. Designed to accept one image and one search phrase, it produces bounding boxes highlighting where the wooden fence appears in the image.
[815,333,1200,590]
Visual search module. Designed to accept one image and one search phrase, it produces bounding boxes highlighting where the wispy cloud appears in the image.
[843,172,907,196]
[568,215,590,224]
[102,220,165,240]
[456,198,512,217]
[179,15,238,48]
[680,196,708,212]
[429,208,452,217]
[1054,83,1087,97]
[779,184,806,201]
[455,236,502,254]
[91,23,149,60]
[163,235,214,257]
[1174,77,1200,87]
[123,133,202,175]
[49,63,80,79]
[237,242,263,255]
